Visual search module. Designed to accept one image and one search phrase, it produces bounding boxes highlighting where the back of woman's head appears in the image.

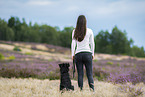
[74,15,86,42]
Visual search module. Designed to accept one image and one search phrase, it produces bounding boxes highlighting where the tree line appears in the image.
[0,16,145,57]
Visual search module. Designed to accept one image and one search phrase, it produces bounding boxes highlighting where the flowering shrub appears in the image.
[107,73,141,85]
[0,68,36,78]
[107,73,143,96]
[48,71,60,80]
[120,84,143,97]
[93,67,109,81]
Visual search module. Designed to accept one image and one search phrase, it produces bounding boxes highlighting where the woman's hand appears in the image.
[72,56,75,60]
[92,56,94,59]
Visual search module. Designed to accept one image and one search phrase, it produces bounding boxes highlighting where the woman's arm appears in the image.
[89,29,95,58]
[71,30,76,58]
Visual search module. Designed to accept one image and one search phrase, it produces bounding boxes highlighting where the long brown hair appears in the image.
[74,15,86,42]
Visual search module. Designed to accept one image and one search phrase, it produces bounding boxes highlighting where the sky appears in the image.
[0,0,145,48]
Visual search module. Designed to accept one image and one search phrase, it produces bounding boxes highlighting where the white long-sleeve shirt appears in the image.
[71,28,95,57]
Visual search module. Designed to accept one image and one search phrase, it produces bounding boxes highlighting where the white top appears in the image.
[71,28,95,57]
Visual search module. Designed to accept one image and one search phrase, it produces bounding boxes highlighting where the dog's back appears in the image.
[59,63,74,91]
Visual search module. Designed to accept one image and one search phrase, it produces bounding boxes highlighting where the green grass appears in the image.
[107,61,113,65]
[25,52,33,55]
[93,59,98,62]
[8,55,15,61]
[0,53,4,60]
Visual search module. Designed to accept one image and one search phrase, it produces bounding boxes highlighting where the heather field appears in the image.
[0,41,145,97]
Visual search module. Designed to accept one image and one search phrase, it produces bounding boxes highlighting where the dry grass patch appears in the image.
[0,78,144,97]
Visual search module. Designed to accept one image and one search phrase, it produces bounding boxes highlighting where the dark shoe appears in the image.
[80,87,83,91]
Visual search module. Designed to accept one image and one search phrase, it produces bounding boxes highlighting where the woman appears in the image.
[71,15,95,91]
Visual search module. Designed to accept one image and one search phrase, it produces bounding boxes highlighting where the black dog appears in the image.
[59,63,74,92]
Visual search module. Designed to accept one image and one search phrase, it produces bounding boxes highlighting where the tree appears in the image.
[8,16,22,41]
[110,26,131,54]
[28,23,41,42]
[0,18,14,41]
[8,17,15,28]
[95,30,112,53]
[59,26,74,47]
[130,46,145,57]
[40,25,59,45]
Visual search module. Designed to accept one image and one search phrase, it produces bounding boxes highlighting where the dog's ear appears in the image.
[66,63,70,67]
[59,64,62,68]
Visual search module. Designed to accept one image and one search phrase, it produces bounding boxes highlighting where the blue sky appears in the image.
[0,0,145,48]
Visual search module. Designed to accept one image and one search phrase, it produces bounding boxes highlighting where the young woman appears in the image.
[71,15,95,91]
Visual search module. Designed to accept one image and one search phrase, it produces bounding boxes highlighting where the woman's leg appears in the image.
[75,53,84,90]
[83,53,94,91]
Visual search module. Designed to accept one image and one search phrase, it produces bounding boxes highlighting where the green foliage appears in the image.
[25,52,33,55]
[102,67,105,70]
[117,63,120,66]
[107,61,113,65]
[93,67,109,81]
[95,30,112,53]
[8,55,15,61]
[40,25,59,45]
[0,53,4,60]
[58,26,74,47]
[0,18,14,41]
[94,26,145,57]
[94,26,132,55]
[48,59,53,62]
[93,59,98,62]
[130,46,145,57]
[110,26,131,54]
[13,46,22,51]
[48,71,60,80]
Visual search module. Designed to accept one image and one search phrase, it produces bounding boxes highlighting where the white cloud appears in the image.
[27,0,53,6]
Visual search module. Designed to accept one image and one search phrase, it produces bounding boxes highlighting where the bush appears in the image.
[13,46,22,51]
[8,55,15,61]
[48,71,60,80]
[0,67,60,80]
[107,61,113,65]
[93,67,109,81]
[0,53,4,60]
[0,68,37,78]
[120,84,143,97]
[107,73,141,84]
[25,52,33,55]
[117,63,120,66]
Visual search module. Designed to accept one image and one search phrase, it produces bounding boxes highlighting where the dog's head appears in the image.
[59,63,70,73]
